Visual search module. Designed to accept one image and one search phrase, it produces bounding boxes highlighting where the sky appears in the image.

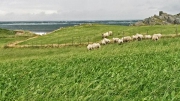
[0,0,180,21]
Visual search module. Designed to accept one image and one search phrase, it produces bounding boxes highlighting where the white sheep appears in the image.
[132,35,138,40]
[102,32,109,38]
[87,43,101,50]
[117,39,123,44]
[136,33,144,41]
[112,38,120,43]
[92,43,101,49]
[108,31,113,36]
[87,44,93,50]
[152,35,159,41]
[144,35,152,39]
[122,36,132,42]
[153,33,162,38]
[101,40,106,45]
[103,38,111,44]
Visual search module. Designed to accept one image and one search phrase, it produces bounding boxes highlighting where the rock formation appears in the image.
[132,11,180,26]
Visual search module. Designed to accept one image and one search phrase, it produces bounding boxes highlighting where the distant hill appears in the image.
[0,28,15,35]
[132,11,180,26]
[0,28,37,38]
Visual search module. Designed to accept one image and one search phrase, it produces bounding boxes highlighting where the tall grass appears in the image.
[1,37,180,100]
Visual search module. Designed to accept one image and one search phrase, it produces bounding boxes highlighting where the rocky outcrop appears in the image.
[132,11,180,26]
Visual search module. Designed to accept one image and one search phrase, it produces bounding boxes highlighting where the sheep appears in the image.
[102,31,113,38]
[132,35,138,40]
[112,38,120,43]
[102,32,109,38]
[87,44,93,50]
[92,43,101,49]
[144,35,152,39]
[108,31,113,36]
[152,35,159,41]
[153,33,162,38]
[101,40,106,45]
[117,39,123,45]
[136,33,144,41]
[122,36,132,42]
[103,38,111,44]
[101,38,110,45]
[87,43,101,50]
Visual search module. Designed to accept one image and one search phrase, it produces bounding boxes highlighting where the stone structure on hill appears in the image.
[132,11,180,26]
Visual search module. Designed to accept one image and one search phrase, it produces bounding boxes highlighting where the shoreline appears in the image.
[33,32,47,35]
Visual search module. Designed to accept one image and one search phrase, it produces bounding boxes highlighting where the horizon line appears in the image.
[0,19,143,22]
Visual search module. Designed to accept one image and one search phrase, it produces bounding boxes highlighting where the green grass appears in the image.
[1,25,180,100]
[0,28,15,36]
[0,28,37,48]
[0,37,30,48]
[19,24,180,45]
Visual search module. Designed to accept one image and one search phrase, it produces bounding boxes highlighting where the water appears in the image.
[0,20,139,35]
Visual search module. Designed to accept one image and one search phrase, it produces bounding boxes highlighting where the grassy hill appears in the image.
[18,24,180,45]
[1,24,180,100]
[0,28,15,36]
[0,28,37,48]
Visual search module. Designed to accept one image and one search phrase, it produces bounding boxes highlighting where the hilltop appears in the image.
[133,11,180,26]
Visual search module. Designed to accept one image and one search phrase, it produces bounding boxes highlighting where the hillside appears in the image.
[1,24,180,100]
[0,28,36,37]
[0,28,15,36]
[0,28,37,48]
[15,24,180,47]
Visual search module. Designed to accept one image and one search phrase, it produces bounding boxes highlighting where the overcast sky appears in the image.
[0,0,180,21]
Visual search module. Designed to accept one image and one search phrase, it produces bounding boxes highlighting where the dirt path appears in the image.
[7,36,39,47]
[7,43,88,48]
[5,34,180,48]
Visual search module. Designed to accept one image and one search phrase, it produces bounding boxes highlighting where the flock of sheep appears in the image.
[87,31,162,50]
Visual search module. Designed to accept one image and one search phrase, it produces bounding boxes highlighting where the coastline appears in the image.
[33,32,47,35]
[0,20,140,35]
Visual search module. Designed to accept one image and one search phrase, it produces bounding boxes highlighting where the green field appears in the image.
[19,24,180,45]
[1,25,180,100]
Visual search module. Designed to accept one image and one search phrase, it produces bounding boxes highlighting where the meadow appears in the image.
[1,24,180,100]
[19,24,180,45]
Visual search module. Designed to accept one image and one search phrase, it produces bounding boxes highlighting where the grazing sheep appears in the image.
[87,44,93,50]
[112,38,120,43]
[132,35,138,40]
[92,43,101,49]
[117,39,123,44]
[122,36,132,42]
[136,33,144,41]
[153,33,162,38]
[102,32,109,38]
[152,35,159,41]
[144,35,152,39]
[103,38,111,44]
[108,31,113,36]
[87,43,101,50]
[102,31,113,38]
[101,40,106,45]
[101,38,110,45]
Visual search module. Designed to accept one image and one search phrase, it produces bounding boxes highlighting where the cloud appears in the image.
[0,0,180,21]
[0,10,7,15]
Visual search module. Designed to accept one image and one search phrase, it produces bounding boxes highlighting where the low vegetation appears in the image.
[0,25,180,100]
[19,24,180,45]
[0,29,37,48]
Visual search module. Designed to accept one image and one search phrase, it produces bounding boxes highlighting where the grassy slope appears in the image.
[1,25,180,100]
[0,28,37,48]
[19,24,180,45]
[0,28,15,36]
